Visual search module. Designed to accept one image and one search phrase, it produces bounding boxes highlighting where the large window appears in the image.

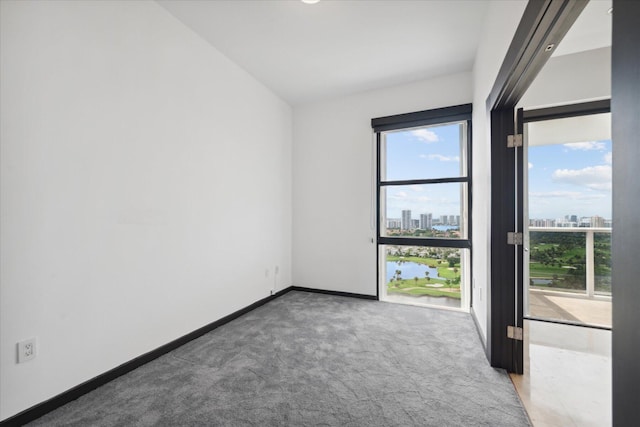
[372,104,472,310]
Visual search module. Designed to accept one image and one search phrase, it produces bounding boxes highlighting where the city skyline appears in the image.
[529,214,611,228]
[387,209,461,230]
[387,209,612,230]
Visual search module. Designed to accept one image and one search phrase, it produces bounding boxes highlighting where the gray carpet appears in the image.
[29,291,530,426]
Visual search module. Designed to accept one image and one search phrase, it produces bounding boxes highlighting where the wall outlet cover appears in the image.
[18,338,37,363]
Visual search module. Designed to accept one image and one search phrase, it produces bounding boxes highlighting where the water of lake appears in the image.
[386,261,442,282]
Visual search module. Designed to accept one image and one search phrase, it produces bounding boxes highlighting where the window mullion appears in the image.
[381,177,469,186]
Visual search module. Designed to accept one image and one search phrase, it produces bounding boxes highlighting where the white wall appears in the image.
[519,47,611,109]
[0,0,291,420]
[471,0,528,343]
[292,73,472,296]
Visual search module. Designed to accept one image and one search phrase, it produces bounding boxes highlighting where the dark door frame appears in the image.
[611,1,640,424]
[486,0,587,374]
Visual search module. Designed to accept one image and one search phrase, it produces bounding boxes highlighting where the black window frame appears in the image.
[373,104,472,248]
[372,103,473,299]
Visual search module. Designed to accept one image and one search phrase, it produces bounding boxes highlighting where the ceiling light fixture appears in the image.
[301,0,320,4]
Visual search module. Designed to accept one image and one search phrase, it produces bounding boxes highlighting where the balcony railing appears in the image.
[527,226,612,298]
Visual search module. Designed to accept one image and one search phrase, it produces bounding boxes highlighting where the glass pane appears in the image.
[594,231,612,296]
[380,183,467,239]
[525,112,612,328]
[526,230,612,296]
[380,245,468,309]
[529,230,587,294]
[382,122,466,181]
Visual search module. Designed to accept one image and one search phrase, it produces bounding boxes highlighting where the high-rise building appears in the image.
[449,215,455,226]
[386,218,401,229]
[420,213,433,229]
[411,219,420,229]
[564,214,579,226]
[440,215,448,225]
[557,219,575,228]
[401,210,412,230]
[591,216,605,227]
[530,218,556,227]
[455,215,460,226]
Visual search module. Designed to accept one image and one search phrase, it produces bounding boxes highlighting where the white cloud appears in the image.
[529,191,606,201]
[563,141,606,151]
[419,154,459,162]
[391,191,408,199]
[528,162,533,169]
[410,129,439,143]
[604,152,612,164]
[552,165,612,190]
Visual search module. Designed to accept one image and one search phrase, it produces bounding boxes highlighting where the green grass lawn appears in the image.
[436,266,459,279]
[529,262,571,278]
[386,255,462,300]
[387,256,460,274]
[387,277,460,299]
[391,277,448,288]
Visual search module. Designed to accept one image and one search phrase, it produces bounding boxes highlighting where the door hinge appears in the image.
[507,232,523,245]
[507,325,524,341]
[507,134,523,148]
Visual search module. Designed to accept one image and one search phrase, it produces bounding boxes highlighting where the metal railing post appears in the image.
[586,230,595,298]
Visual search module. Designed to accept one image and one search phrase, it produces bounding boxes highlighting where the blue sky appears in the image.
[384,123,464,218]
[383,124,612,220]
[528,140,612,219]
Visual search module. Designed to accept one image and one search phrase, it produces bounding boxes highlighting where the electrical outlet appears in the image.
[18,338,36,363]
